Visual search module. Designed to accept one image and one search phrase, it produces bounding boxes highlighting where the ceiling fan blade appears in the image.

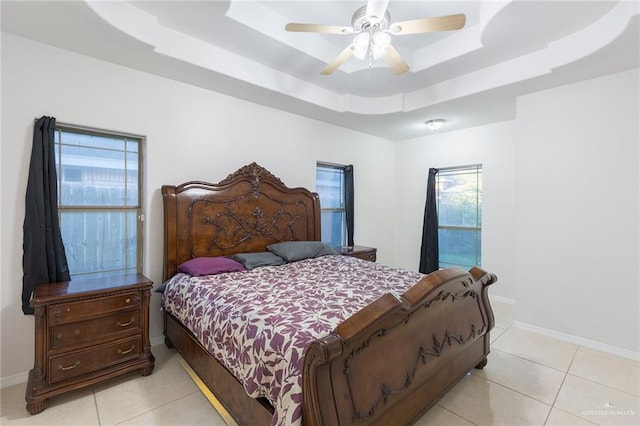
[383,45,409,75]
[390,14,466,35]
[321,45,354,75]
[366,0,390,23]
[285,23,353,34]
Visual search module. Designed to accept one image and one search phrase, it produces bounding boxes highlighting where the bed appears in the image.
[161,162,497,426]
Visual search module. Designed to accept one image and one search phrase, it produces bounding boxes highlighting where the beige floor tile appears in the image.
[149,344,178,367]
[544,407,597,425]
[1,382,29,419]
[1,385,98,425]
[490,299,514,330]
[570,347,640,396]
[555,374,640,425]
[490,327,507,344]
[414,405,476,425]
[117,391,226,425]
[438,371,551,425]
[94,356,198,425]
[477,349,566,404]
[4,340,638,426]
[492,326,578,372]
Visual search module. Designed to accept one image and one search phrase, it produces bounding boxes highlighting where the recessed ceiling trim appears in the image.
[547,0,638,70]
[406,51,552,111]
[155,26,347,112]
[85,0,636,117]
[412,24,483,71]
[85,0,157,47]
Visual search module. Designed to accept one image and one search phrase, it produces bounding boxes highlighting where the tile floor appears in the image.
[2,300,639,425]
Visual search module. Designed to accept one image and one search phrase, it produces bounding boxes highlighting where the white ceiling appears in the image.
[2,0,639,140]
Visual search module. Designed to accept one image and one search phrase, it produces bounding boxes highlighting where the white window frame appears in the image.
[316,162,347,247]
[55,124,144,278]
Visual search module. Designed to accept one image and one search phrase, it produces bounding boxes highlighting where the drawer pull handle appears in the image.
[117,318,134,327]
[125,298,131,304]
[117,345,135,355]
[59,361,80,371]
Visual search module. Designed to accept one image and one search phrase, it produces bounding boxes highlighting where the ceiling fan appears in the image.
[285,0,466,75]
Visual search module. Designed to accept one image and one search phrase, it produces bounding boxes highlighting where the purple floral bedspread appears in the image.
[162,255,424,426]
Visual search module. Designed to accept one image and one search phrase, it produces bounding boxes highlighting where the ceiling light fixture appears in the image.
[351,28,391,63]
[349,6,392,66]
[425,119,445,131]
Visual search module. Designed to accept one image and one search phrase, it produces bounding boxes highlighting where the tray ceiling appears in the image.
[2,0,638,140]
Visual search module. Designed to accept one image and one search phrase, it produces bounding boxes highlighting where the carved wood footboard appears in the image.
[303,267,497,425]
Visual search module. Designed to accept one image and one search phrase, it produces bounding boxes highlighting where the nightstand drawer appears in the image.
[350,250,376,262]
[47,292,140,325]
[50,311,140,349]
[49,336,142,383]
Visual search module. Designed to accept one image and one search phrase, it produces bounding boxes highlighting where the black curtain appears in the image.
[344,165,354,247]
[22,116,70,314]
[419,168,439,274]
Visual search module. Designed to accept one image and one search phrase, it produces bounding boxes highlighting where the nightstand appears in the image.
[339,245,377,262]
[25,273,155,415]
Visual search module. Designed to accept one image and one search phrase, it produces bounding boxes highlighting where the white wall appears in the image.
[394,121,518,301]
[2,32,638,386]
[0,34,396,382]
[395,69,639,355]
[515,69,639,353]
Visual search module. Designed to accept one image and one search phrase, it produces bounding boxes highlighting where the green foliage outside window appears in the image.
[437,166,482,269]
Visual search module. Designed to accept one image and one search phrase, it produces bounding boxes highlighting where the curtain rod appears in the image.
[34,118,145,140]
[436,163,482,172]
[317,161,349,168]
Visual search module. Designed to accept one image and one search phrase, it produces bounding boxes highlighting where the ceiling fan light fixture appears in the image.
[372,31,391,48]
[425,119,446,131]
[353,32,370,48]
[353,46,368,60]
[352,33,370,60]
[371,31,391,59]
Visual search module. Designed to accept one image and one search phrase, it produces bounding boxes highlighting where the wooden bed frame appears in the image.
[161,162,497,426]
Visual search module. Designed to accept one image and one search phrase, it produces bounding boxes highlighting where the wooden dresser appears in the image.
[339,245,377,262]
[25,274,155,415]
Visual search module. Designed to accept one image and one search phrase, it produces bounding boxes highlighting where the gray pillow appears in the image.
[230,252,286,269]
[267,241,338,262]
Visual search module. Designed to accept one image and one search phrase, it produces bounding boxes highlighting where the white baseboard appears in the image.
[0,371,29,389]
[513,321,640,362]
[150,335,165,347]
[489,294,515,304]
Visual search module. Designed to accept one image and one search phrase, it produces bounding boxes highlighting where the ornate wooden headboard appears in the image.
[161,163,321,280]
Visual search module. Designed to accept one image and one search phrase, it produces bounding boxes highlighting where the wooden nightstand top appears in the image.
[338,245,377,262]
[31,273,152,305]
[338,245,376,254]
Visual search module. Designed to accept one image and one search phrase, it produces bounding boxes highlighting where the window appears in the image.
[436,165,482,269]
[54,125,144,278]
[316,163,347,247]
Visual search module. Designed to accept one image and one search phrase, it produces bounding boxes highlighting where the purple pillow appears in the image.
[178,257,246,276]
